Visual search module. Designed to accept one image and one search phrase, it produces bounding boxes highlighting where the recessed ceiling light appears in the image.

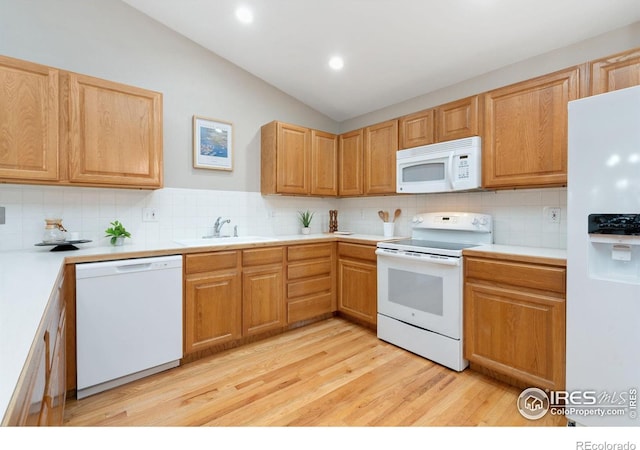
[235,6,254,24]
[328,56,344,71]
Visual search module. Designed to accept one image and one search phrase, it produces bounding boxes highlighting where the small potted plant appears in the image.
[105,220,131,246]
[298,210,314,235]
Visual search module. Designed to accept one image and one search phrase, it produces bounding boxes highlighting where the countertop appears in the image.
[1,234,567,419]
[463,244,567,265]
[0,233,392,419]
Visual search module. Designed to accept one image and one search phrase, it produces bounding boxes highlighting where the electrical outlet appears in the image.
[544,207,561,224]
[142,208,159,222]
[0,206,5,225]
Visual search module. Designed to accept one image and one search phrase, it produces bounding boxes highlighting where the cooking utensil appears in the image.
[378,210,386,222]
[383,211,389,222]
[393,209,401,222]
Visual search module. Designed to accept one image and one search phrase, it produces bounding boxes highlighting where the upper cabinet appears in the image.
[364,119,398,195]
[0,54,163,189]
[0,56,60,182]
[398,96,480,149]
[398,108,435,149]
[261,121,337,196]
[311,130,338,196]
[338,129,364,196]
[589,47,640,95]
[66,73,163,188]
[482,66,582,189]
[435,95,481,142]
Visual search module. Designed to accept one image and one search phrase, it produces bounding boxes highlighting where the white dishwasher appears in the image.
[75,255,183,399]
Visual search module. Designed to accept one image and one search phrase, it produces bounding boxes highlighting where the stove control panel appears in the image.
[412,212,492,233]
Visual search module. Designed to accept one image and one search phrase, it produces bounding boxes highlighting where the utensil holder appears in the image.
[383,222,394,237]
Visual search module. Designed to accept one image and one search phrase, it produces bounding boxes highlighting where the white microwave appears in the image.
[396,136,481,193]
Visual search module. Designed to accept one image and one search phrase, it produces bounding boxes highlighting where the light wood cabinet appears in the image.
[261,121,338,196]
[0,54,163,189]
[311,130,338,196]
[338,129,364,196]
[242,247,285,336]
[337,242,377,327]
[364,119,398,195]
[398,108,435,149]
[286,242,336,323]
[589,47,640,95]
[2,268,66,426]
[184,251,242,354]
[66,72,163,188]
[464,254,566,391]
[435,95,481,142]
[482,66,582,189]
[398,96,480,149]
[0,55,60,182]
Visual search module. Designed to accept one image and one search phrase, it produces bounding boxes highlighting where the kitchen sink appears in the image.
[175,236,279,247]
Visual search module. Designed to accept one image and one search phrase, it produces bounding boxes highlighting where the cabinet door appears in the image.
[184,271,241,354]
[310,130,338,196]
[399,108,435,149]
[482,67,581,188]
[276,122,310,194]
[364,119,398,195]
[589,47,640,95]
[464,282,566,391]
[338,129,364,196]
[67,73,163,188]
[435,95,480,142]
[0,55,59,182]
[243,265,284,336]
[337,258,377,326]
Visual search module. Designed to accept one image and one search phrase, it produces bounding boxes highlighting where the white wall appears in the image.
[340,22,640,132]
[1,3,637,251]
[0,0,338,192]
[0,183,566,251]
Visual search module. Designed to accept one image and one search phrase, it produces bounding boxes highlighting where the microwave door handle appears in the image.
[447,152,456,190]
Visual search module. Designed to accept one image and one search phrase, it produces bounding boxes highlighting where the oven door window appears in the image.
[402,162,445,183]
[388,268,443,316]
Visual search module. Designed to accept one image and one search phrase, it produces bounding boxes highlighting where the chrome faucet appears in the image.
[213,216,231,237]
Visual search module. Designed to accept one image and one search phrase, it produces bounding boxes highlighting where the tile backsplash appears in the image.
[0,184,566,251]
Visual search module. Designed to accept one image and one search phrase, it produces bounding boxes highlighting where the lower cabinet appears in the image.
[184,251,242,354]
[242,247,285,336]
[286,242,336,323]
[337,242,377,327]
[464,254,566,391]
[3,268,67,426]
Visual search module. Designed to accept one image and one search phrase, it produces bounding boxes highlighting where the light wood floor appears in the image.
[63,318,565,426]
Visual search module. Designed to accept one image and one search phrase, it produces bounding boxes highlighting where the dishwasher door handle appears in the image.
[116,262,154,273]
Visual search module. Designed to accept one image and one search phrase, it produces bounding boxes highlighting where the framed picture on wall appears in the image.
[193,116,233,171]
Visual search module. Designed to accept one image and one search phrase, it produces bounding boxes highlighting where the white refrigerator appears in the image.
[567,85,640,426]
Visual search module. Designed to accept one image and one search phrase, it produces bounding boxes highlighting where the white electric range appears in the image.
[376,212,493,371]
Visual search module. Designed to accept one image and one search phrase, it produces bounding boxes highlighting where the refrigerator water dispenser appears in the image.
[588,214,640,284]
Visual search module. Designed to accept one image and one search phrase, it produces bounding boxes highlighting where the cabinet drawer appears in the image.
[287,243,333,261]
[243,247,283,267]
[288,275,332,299]
[185,251,238,274]
[465,257,565,294]
[338,242,376,262]
[287,292,333,323]
[288,260,332,281]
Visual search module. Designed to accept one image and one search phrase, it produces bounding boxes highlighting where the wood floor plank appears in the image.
[63,318,565,427]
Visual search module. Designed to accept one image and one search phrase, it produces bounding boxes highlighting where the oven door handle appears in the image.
[375,249,461,266]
